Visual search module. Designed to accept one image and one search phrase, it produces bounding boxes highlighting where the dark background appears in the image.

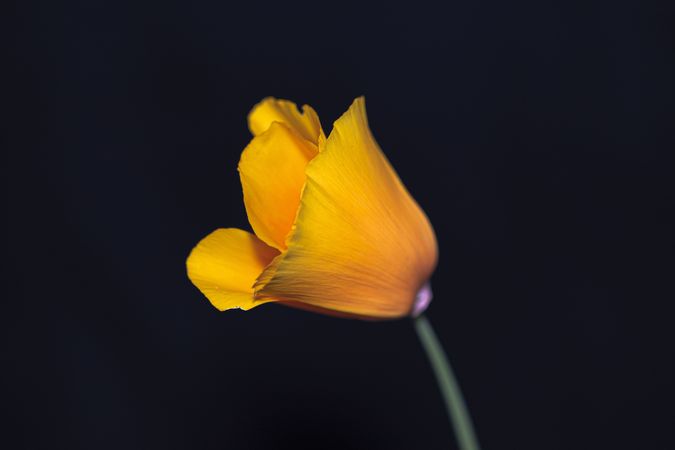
[6,1,674,449]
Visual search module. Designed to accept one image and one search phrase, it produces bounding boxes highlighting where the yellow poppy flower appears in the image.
[187,97,438,319]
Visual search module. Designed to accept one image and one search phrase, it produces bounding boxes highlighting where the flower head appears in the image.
[187,97,437,319]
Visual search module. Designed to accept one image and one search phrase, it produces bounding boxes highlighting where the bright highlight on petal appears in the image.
[255,97,437,319]
[239,122,317,250]
[186,228,279,311]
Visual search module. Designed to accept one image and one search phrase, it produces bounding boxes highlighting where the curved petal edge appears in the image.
[187,228,279,311]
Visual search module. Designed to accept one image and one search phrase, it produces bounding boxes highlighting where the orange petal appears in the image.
[255,97,438,319]
[186,228,279,311]
[248,97,323,144]
[238,122,317,250]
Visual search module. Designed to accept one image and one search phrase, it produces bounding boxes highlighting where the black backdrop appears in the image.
[7,1,674,449]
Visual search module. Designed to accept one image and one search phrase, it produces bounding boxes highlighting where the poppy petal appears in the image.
[239,122,317,250]
[248,97,323,144]
[255,97,437,319]
[187,228,279,311]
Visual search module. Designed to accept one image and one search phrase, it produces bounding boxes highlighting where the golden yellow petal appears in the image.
[239,122,317,250]
[187,228,279,311]
[248,97,323,144]
[255,97,438,319]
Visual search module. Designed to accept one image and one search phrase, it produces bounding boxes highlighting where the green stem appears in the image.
[413,314,481,450]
